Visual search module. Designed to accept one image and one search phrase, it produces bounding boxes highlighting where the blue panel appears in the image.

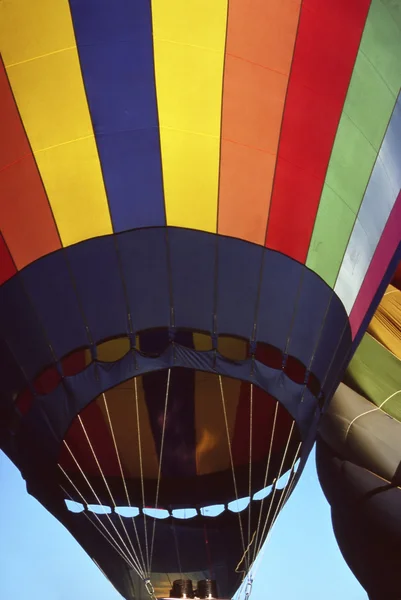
[0,337,27,404]
[66,236,128,343]
[169,228,215,332]
[288,268,334,368]
[70,0,165,231]
[143,365,197,478]
[0,276,53,380]
[21,250,88,358]
[310,293,350,383]
[216,237,263,338]
[257,252,303,351]
[140,329,197,477]
[118,228,170,331]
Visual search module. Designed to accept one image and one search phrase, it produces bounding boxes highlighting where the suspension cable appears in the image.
[252,400,279,563]
[103,392,147,577]
[59,468,142,575]
[254,421,295,560]
[61,440,145,578]
[219,375,246,559]
[60,483,136,571]
[134,377,151,577]
[150,368,171,572]
[247,383,253,572]
[77,415,145,576]
[250,441,301,585]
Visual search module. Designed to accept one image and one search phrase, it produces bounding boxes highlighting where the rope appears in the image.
[252,400,279,564]
[77,415,145,575]
[150,368,171,572]
[250,441,301,584]
[59,469,142,575]
[254,421,295,560]
[61,441,145,577]
[219,375,246,559]
[134,377,151,576]
[103,392,147,577]
[60,483,135,570]
[247,383,253,572]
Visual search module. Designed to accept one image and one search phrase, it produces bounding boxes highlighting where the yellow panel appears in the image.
[97,338,131,362]
[99,379,159,480]
[0,0,75,65]
[2,0,112,245]
[195,372,240,475]
[151,0,228,232]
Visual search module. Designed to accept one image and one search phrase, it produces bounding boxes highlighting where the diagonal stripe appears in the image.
[0,233,17,285]
[68,0,165,232]
[350,192,401,337]
[265,0,371,262]
[217,0,301,245]
[151,0,228,232]
[307,0,401,286]
[0,0,113,246]
[0,59,61,270]
[335,96,401,316]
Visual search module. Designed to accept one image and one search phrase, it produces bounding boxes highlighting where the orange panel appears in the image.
[217,0,301,244]
[0,61,61,269]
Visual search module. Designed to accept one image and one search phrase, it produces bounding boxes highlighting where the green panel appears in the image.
[306,185,355,287]
[344,334,401,422]
[306,0,401,285]
[382,0,401,29]
[323,113,377,214]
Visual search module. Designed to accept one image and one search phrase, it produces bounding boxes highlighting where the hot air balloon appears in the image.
[316,261,401,600]
[0,0,400,598]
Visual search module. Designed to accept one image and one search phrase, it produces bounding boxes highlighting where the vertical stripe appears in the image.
[151,0,228,232]
[217,0,301,244]
[68,0,165,232]
[140,330,197,478]
[231,384,294,469]
[265,0,371,262]
[307,0,401,286]
[0,60,61,270]
[335,98,401,314]
[97,379,159,479]
[350,193,401,337]
[0,0,112,246]
[195,372,241,475]
[61,400,120,477]
[0,234,16,285]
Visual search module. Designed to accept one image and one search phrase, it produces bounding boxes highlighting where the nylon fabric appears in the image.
[151,0,228,232]
[367,284,401,359]
[265,0,371,263]
[351,198,401,338]
[68,0,165,231]
[0,234,16,286]
[217,0,301,244]
[307,0,401,286]
[345,333,401,421]
[335,97,401,314]
[0,60,61,271]
[0,0,113,245]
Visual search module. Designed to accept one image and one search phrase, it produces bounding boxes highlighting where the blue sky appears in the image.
[0,447,367,600]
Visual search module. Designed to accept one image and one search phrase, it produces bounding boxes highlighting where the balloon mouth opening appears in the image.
[57,364,302,510]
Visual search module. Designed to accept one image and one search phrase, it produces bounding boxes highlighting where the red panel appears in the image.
[265,0,371,262]
[0,233,16,285]
[0,60,61,270]
[59,401,120,478]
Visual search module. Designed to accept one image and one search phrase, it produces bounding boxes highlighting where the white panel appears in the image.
[335,98,401,313]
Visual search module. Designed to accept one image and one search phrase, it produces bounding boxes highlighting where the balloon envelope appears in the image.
[0,0,400,597]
